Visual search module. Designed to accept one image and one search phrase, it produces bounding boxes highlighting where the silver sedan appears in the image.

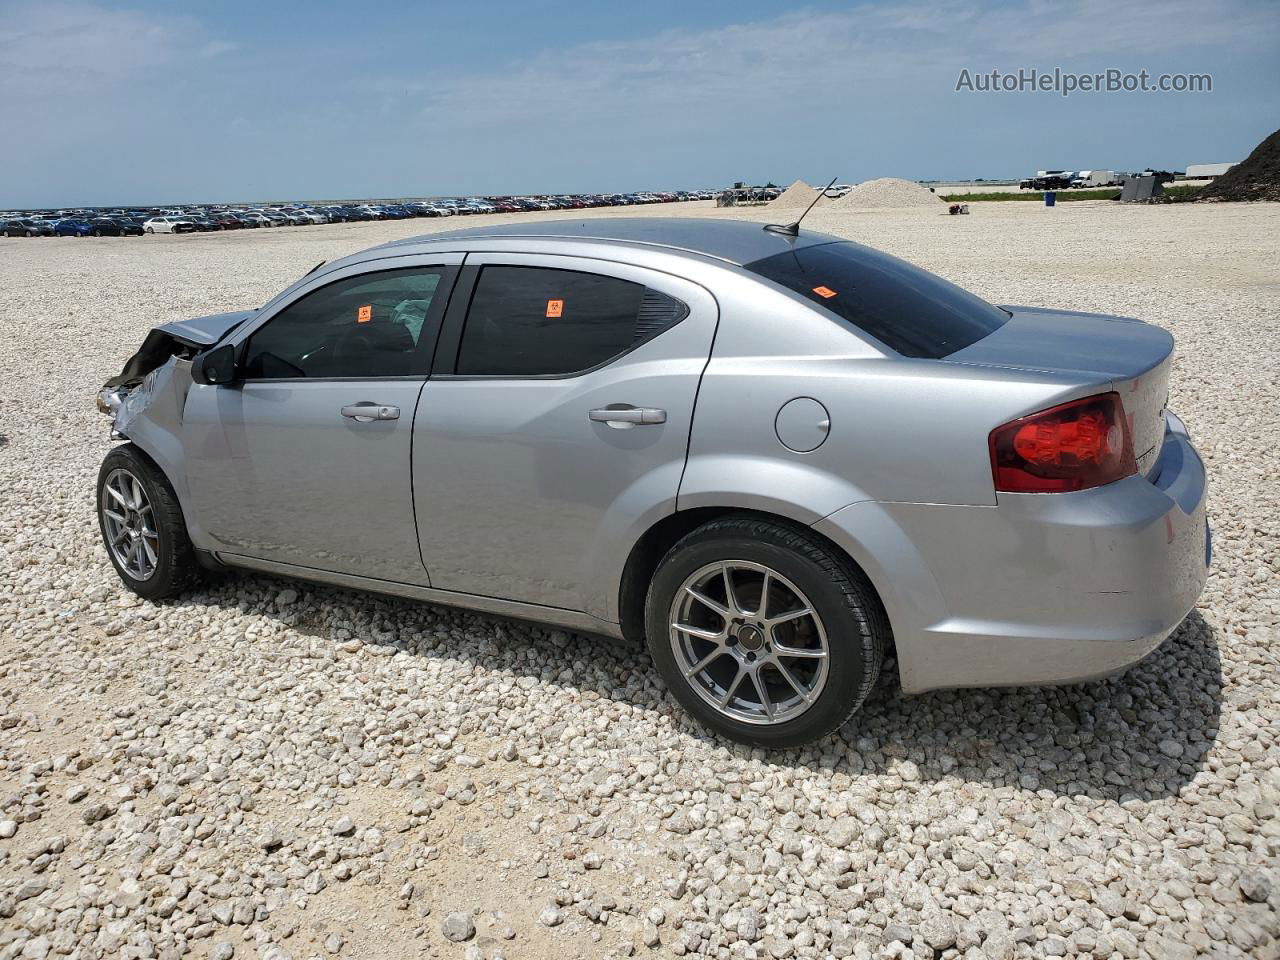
[95,218,1210,746]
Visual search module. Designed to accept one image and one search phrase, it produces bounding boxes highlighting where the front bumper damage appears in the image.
[96,309,254,433]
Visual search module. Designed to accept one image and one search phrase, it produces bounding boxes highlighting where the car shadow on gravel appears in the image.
[200,572,1220,804]
[822,609,1223,802]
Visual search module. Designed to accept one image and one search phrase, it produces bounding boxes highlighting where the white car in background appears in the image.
[143,216,195,234]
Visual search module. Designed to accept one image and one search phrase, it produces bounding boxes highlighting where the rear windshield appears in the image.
[745,241,1009,358]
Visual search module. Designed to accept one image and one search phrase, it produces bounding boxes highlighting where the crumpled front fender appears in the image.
[106,358,200,532]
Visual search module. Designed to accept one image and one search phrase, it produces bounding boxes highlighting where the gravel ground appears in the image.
[1,200,1277,960]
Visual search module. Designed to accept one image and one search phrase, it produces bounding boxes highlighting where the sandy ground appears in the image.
[0,199,1277,960]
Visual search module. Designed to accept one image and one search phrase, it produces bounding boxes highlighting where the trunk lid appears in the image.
[947,306,1172,475]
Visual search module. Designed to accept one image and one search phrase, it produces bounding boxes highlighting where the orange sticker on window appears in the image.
[546,299,564,318]
[812,285,837,299]
[357,304,373,323]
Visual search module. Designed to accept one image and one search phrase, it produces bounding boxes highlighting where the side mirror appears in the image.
[191,343,238,386]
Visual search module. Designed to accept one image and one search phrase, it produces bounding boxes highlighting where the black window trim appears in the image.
[433,261,690,381]
[235,263,461,383]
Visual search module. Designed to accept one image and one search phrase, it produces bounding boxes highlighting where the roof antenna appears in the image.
[764,176,838,237]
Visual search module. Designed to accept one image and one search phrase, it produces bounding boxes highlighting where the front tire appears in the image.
[645,516,887,748]
[97,445,201,600]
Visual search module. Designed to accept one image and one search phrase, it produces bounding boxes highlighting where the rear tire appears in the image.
[97,444,201,600]
[645,516,887,748]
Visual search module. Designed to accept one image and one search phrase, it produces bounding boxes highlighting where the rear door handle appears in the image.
[589,406,667,426]
[341,402,400,422]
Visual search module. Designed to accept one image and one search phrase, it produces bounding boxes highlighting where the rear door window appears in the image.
[455,265,687,377]
[745,241,1009,358]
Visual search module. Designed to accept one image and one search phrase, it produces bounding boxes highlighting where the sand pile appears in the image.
[833,177,944,209]
[1199,128,1280,203]
[770,179,821,209]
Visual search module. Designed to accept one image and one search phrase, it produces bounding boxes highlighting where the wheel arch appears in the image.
[617,506,895,660]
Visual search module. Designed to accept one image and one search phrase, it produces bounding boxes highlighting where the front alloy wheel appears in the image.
[97,444,201,599]
[100,468,160,580]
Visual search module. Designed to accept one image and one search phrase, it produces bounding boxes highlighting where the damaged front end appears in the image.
[97,310,254,435]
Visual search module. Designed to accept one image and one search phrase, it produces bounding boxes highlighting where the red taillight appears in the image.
[989,392,1137,493]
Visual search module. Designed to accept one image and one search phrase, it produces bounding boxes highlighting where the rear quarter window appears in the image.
[745,241,1009,359]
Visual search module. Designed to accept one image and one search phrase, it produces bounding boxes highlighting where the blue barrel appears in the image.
[1044,191,1057,207]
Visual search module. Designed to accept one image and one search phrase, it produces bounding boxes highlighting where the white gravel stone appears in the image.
[63,784,88,803]
[1240,868,1272,903]
[441,912,475,942]
[331,816,355,836]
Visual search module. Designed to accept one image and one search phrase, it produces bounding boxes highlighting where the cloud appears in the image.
[405,0,1278,133]
[0,1,217,102]
[199,39,239,59]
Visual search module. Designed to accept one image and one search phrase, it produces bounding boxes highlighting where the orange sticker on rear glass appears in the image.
[546,299,564,318]
[812,285,837,299]
[357,305,372,323]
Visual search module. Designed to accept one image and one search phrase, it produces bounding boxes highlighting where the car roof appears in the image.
[381,217,841,267]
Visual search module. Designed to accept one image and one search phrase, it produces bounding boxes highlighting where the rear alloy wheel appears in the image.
[669,561,830,726]
[646,516,887,747]
[97,444,200,600]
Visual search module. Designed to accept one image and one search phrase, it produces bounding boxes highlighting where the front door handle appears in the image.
[589,405,667,427]
[341,402,400,422]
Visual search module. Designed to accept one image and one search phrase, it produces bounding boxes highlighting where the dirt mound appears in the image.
[770,179,821,209]
[833,177,944,210]
[1199,128,1280,202]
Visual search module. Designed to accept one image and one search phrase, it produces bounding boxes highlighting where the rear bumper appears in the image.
[814,413,1209,694]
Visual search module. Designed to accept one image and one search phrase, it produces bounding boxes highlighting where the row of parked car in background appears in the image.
[0,190,718,239]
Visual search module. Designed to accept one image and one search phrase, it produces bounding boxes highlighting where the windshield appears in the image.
[745,241,1010,359]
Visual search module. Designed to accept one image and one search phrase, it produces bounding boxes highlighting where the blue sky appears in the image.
[2,0,1277,206]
